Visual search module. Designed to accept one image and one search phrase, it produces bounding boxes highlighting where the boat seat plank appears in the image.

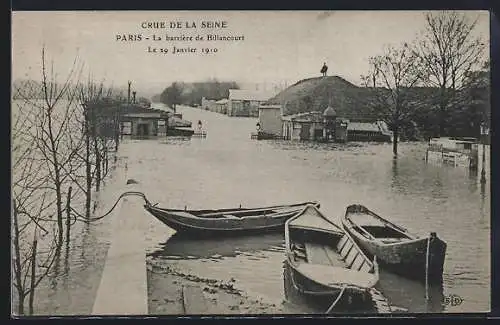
[350,254,364,270]
[345,249,358,267]
[296,264,377,289]
[340,241,353,258]
[304,242,331,265]
[336,235,349,252]
[359,262,372,273]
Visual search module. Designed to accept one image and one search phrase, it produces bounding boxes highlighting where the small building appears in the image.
[347,120,392,142]
[258,104,283,137]
[215,98,229,114]
[201,97,217,111]
[121,108,170,137]
[282,111,324,141]
[119,104,192,138]
[227,89,273,117]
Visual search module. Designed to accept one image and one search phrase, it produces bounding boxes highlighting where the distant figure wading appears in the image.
[320,62,328,77]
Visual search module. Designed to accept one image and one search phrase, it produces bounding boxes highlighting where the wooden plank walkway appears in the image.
[92,184,149,315]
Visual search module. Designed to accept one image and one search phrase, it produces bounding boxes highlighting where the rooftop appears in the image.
[347,122,380,132]
[323,105,337,117]
[215,98,229,104]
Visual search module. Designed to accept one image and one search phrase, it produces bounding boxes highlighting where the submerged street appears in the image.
[34,104,490,314]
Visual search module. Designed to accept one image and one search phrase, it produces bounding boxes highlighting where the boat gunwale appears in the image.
[345,226,430,247]
[149,201,320,216]
[147,204,315,221]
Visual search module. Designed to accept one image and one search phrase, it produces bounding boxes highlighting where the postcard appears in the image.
[11,10,491,316]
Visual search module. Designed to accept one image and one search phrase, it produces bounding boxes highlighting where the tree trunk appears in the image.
[439,98,446,137]
[115,114,120,149]
[392,126,399,157]
[65,187,72,243]
[12,200,25,315]
[102,142,108,178]
[17,296,25,316]
[28,236,37,315]
[55,181,63,245]
[85,125,92,219]
[94,137,101,192]
[47,114,64,245]
[104,146,109,175]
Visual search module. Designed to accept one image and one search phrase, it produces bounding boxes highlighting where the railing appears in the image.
[427,144,478,156]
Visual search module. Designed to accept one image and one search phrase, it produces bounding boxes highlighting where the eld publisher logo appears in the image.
[444,294,464,306]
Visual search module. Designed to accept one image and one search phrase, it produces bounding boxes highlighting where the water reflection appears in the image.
[391,157,399,192]
[377,268,444,313]
[149,232,285,261]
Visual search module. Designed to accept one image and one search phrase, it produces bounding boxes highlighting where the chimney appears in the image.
[132,91,137,103]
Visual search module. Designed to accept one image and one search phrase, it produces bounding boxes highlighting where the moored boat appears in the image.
[285,204,390,313]
[341,204,447,284]
[144,201,320,237]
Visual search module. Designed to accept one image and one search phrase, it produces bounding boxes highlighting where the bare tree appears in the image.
[361,43,424,156]
[12,99,60,315]
[15,47,85,245]
[414,10,487,136]
[12,47,121,315]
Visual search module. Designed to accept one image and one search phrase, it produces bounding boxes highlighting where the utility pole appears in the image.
[127,81,132,104]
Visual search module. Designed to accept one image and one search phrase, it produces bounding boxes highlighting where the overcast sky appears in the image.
[12,10,490,94]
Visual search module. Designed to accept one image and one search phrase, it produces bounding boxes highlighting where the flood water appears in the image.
[145,104,491,313]
[28,103,490,315]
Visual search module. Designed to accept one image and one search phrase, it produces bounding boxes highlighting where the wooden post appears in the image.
[425,234,431,302]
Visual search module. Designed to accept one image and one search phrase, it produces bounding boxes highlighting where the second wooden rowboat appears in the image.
[341,204,447,284]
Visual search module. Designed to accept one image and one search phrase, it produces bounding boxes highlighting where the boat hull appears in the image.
[285,260,380,313]
[144,202,319,237]
[343,225,447,284]
[284,205,388,313]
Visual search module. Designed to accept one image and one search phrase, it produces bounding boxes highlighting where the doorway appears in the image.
[137,123,150,136]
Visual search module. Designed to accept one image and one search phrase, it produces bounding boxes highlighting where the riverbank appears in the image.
[147,262,312,315]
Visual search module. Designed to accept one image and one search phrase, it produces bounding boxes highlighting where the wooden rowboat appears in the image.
[285,204,391,313]
[143,201,320,237]
[341,204,447,284]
